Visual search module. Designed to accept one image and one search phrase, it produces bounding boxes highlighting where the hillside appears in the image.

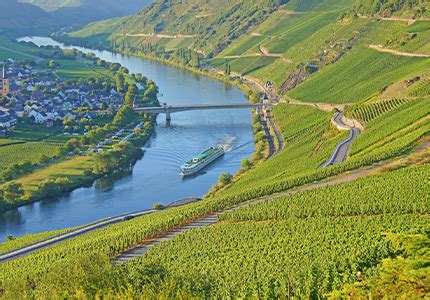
[1,0,429,298]
[1,0,153,36]
[0,0,56,36]
[67,0,430,104]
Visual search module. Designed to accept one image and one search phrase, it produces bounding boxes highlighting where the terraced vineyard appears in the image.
[409,79,430,97]
[347,98,412,123]
[350,97,430,156]
[288,48,430,104]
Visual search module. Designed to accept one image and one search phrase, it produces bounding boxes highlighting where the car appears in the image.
[121,215,135,221]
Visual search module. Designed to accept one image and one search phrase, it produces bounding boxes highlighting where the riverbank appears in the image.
[1,36,256,240]
[0,117,156,213]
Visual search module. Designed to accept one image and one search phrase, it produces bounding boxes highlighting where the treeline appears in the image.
[352,0,429,17]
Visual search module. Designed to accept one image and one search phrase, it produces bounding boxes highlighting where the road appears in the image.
[267,113,284,151]
[321,112,361,168]
[0,198,201,263]
[257,107,276,158]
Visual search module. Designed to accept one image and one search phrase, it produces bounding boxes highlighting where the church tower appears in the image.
[1,64,10,96]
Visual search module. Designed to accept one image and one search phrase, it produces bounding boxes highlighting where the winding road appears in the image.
[321,111,361,168]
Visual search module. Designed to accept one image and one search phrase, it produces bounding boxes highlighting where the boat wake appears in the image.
[217,135,238,152]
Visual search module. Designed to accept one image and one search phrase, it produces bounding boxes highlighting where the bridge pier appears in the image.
[165,107,171,126]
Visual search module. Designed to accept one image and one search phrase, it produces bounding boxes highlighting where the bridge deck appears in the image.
[134,103,266,113]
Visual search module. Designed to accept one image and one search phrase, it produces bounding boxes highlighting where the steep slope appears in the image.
[17,0,153,29]
[113,0,288,56]
[19,0,81,11]
[0,0,56,36]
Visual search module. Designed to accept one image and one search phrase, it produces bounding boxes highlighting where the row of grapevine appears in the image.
[348,98,411,123]
[122,215,428,298]
[0,142,60,169]
[351,97,430,156]
[220,164,430,222]
[408,79,430,98]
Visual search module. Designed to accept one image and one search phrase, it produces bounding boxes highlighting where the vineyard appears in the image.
[409,79,430,98]
[1,164,427,297]
[350,97,430,156]
[220,164,430,222]
[0,228,68,255]
[0,142,60,169]
[347,98,412,123]
[122,164,429,298]
[288,48,430,104]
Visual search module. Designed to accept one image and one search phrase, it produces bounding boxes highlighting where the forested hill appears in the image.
[0,0,153,37]
[19,0,153,28]
[115,0,288,56]
[0,0,56,36]
[353,0,430,18]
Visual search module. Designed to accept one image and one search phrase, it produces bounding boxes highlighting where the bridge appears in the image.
[134,103,269,125]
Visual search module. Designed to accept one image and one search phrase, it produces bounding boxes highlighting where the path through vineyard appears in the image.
[114,140,430,263]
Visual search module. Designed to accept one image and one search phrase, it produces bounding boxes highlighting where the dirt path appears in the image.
[114,141,430,264]
[368,44,430,58]
[223,47,286,60]
[284,97,349,112]
[119,33,195,39]
[278,9,307,15]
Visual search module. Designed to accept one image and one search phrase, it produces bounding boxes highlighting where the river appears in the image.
[0,37,254,240]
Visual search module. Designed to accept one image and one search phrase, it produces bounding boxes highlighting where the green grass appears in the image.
[288,47,430,104]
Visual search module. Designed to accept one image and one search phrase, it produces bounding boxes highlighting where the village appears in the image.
[0,58,124,135]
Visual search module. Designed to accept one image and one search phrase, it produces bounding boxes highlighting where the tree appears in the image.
[218,173,233,187]
[241,158,252,171]
[1,182,24,203]
[63,138,82,154]
[113,105,137,127]
[5,235,14,242]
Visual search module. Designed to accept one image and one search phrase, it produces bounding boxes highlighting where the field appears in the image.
[11,156,94,193]
[8,123,63,141]
[288,48,430,104]
[54,58,112,79]
[0,142,60,169]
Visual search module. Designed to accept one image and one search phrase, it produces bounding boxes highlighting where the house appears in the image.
[34,113,46,124]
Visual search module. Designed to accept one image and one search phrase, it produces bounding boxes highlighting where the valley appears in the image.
[0,0,429,298]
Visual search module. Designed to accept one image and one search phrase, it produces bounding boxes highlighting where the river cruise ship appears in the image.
[180,147,224,176]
